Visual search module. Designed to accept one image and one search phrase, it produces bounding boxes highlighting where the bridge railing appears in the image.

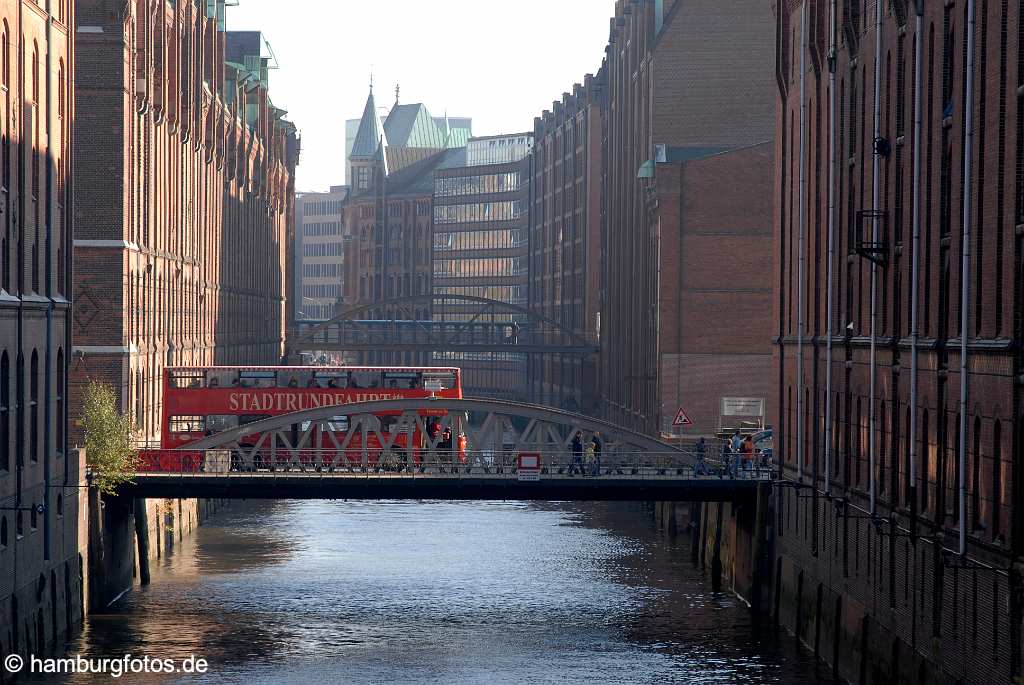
[135,448,775,481]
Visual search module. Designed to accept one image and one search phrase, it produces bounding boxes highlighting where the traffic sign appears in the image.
[672,407,693,426]
[517,452,542,481]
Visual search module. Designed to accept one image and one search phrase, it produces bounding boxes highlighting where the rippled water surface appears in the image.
[40,501,837,684]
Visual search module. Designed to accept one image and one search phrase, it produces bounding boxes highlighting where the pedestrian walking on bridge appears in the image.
[694,437,708,476]
[570,431,584,475]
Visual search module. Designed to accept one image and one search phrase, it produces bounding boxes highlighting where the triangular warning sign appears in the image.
[672,407,693,426]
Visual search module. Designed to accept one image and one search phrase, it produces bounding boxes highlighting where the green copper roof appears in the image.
[384,104,446,149]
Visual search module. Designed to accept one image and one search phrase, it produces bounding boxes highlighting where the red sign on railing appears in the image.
[517,452,541,481]
[138,449,203,473]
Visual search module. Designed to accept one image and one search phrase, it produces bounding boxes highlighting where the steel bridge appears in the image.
[287,294,600,357]
[126,398,772,501]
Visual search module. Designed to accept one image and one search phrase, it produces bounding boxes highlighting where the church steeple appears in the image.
[349,84,388,191]
[350,84,387,161]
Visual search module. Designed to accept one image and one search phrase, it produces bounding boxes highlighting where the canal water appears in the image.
[40,501,837,684]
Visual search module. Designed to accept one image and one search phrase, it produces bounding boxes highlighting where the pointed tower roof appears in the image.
[350,85,387,160]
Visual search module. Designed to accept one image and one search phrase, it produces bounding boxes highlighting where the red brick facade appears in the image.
[655,142,775,437]
[0,0,82,661]
[772,1,1024,682]
[72,1,297,442]
[597,0,776,436]
[528,76,604,412]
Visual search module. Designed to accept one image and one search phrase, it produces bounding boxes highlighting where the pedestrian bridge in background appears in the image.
[287,294,601,357]
[125,397,772,502]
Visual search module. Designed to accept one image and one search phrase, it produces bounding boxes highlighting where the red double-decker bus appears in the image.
[149,365,463,470]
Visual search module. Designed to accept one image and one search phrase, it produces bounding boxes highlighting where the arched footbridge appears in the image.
[126,398,772,501]
[288,294,600,357]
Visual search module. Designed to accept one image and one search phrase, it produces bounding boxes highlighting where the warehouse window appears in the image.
[972,416,982,530]
[29,350,37,464]
[0,351,7,471]
[992,420,1002,541]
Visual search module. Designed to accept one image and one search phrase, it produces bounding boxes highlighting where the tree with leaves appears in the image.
[81,380,139,495]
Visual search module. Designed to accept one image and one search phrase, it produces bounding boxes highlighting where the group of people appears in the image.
[569,431,603,476]
[723,430,765,474]
[689,431,766,476]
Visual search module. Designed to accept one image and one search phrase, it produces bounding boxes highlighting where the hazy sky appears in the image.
[226,0,614,192]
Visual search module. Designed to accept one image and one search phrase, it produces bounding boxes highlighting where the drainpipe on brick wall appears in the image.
[796,0,807,482]
[958,0,977,558]
[868,0,884,515]
[824,0,838,496]
[909,0,925,539]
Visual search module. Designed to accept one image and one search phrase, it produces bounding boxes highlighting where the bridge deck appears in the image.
[126,470,767,501]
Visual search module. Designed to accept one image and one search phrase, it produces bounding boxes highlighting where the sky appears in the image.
[226,0,613,193]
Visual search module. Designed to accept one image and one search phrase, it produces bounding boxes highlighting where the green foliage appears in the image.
[82,381,139,495]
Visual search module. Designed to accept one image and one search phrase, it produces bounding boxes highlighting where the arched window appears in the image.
[920,410,930,512]
[879,401,887,495]
[903,405,912,505]
[56,54,65,296]
[135,368,144,429]
[55,348,63,455]
[30,41,39,292]
[57,60,65,120]
[0,351,7,471]
[29,350,38,463]
[855,398,862,487]
[972,416,982,529]
[1,23,8,88]
[992,420,1002,541]
[15,351,22,468]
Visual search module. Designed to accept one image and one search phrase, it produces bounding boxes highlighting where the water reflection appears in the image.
[34,500,837,684]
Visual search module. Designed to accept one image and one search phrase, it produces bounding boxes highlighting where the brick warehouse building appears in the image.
[528,76,604,412]
[598,0,776,437]
[341,86,467,367]
[72,3,297,444]
[0,0,83,661]
[772,1,1024,683]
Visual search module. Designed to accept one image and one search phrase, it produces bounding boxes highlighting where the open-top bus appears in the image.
[146,365,463,471]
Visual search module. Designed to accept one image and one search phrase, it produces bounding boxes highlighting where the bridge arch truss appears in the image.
[183,397,684,468]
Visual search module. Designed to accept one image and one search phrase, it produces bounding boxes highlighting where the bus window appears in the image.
[383,371,422,389]
[324,416,350,432]
[381,416,399,433]
[277,370,313,388]
[169,371,204,388]
[168,415,203,432]
[422,371,456,391]
[205,415,240,434]
[349,370,382,389]
[239,414,271,426]
[239,370,275,388]
[313,371,348,389]
[206,369,239,388]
